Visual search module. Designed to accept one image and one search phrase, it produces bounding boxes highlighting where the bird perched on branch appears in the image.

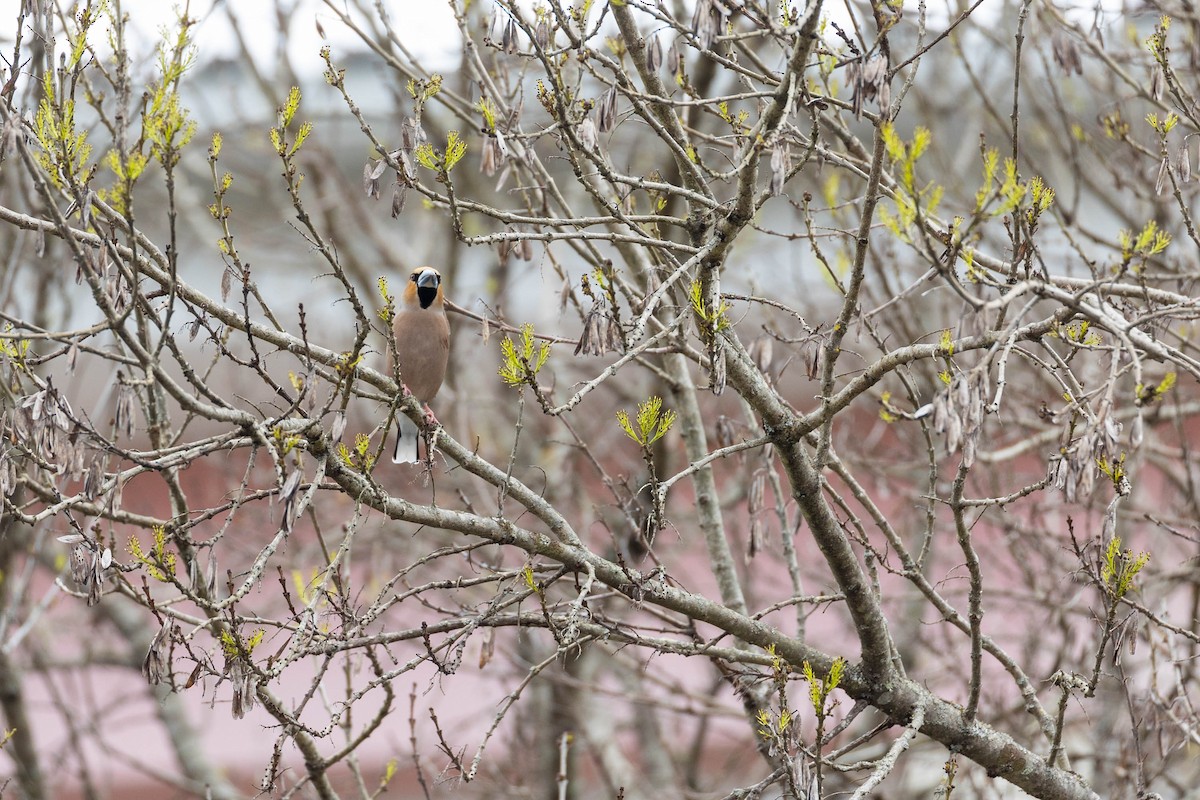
[390,266,450,463]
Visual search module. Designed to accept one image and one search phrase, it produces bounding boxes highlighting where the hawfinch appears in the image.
[390,267,450,463]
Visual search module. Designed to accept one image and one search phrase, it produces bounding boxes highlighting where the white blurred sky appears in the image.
[0,1,463,74]
[1,0,1137,77]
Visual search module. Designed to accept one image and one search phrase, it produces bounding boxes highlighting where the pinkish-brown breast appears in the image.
[390,306,450,403]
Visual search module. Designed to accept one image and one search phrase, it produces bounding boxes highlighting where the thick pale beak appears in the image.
[417,270,440,289]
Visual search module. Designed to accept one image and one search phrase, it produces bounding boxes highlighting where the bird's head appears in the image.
[404,267,444,310]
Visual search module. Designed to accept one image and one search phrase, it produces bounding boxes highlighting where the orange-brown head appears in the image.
[402,267,445,311]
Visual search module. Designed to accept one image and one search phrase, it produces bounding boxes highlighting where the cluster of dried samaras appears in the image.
[925,371,988,468]
[918,366,1136,503]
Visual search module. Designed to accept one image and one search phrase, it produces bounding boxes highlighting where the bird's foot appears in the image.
[399,383,414,399]
[422,405,440,428]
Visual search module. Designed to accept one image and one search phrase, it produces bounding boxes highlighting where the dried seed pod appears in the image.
[955,375,970,413]
[962,431,977,468]
[746,335,774,382]
[1075,433,1094,469]
[1064,461,1079,503]
[850,53,890,119]
[578,116,598,151]
[1051,29,1082,76]
[502,17,519,54]
[329,411,347,444]
[104,474,124,516]
[480,136,502,177]
[747,469,767,561]
[68,536,110,607]
[79,189,94,229]
[575,308,622,356]
[221,265,233,302]
[946,412,963,453]
[715,415,736,449]
[692,0,722,50]
[280,468,303,534]
[1101,499,1117,542]
[21,383,77,461]
[932,393,949,432]
[646,33,662,72]
[575,311,604,357]
[393,147,413,179]
[494,127,510,159]
[596,86,619,134]
[108,272,130,314]
[800,336,820,380]
[747,517,765,561]
[75,249,89,284]
[964,374,984,434]
[479,627,496,669]
[400,116,423,152]
[769,140,790,196]
[142,620,171,685]
[1103,415,1121,448]
[114,381,136,439]
[363,159,386,198]
[80,456,103,500]
[748,469,766,515]
[391,183,408,218]
[1076,459,1095,500]
[1047,454,1067,490]
[228,658,257,719]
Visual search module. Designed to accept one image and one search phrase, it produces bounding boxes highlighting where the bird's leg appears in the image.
[417,404,441,469]
[421,404,440,427]
[399,383,414,398]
